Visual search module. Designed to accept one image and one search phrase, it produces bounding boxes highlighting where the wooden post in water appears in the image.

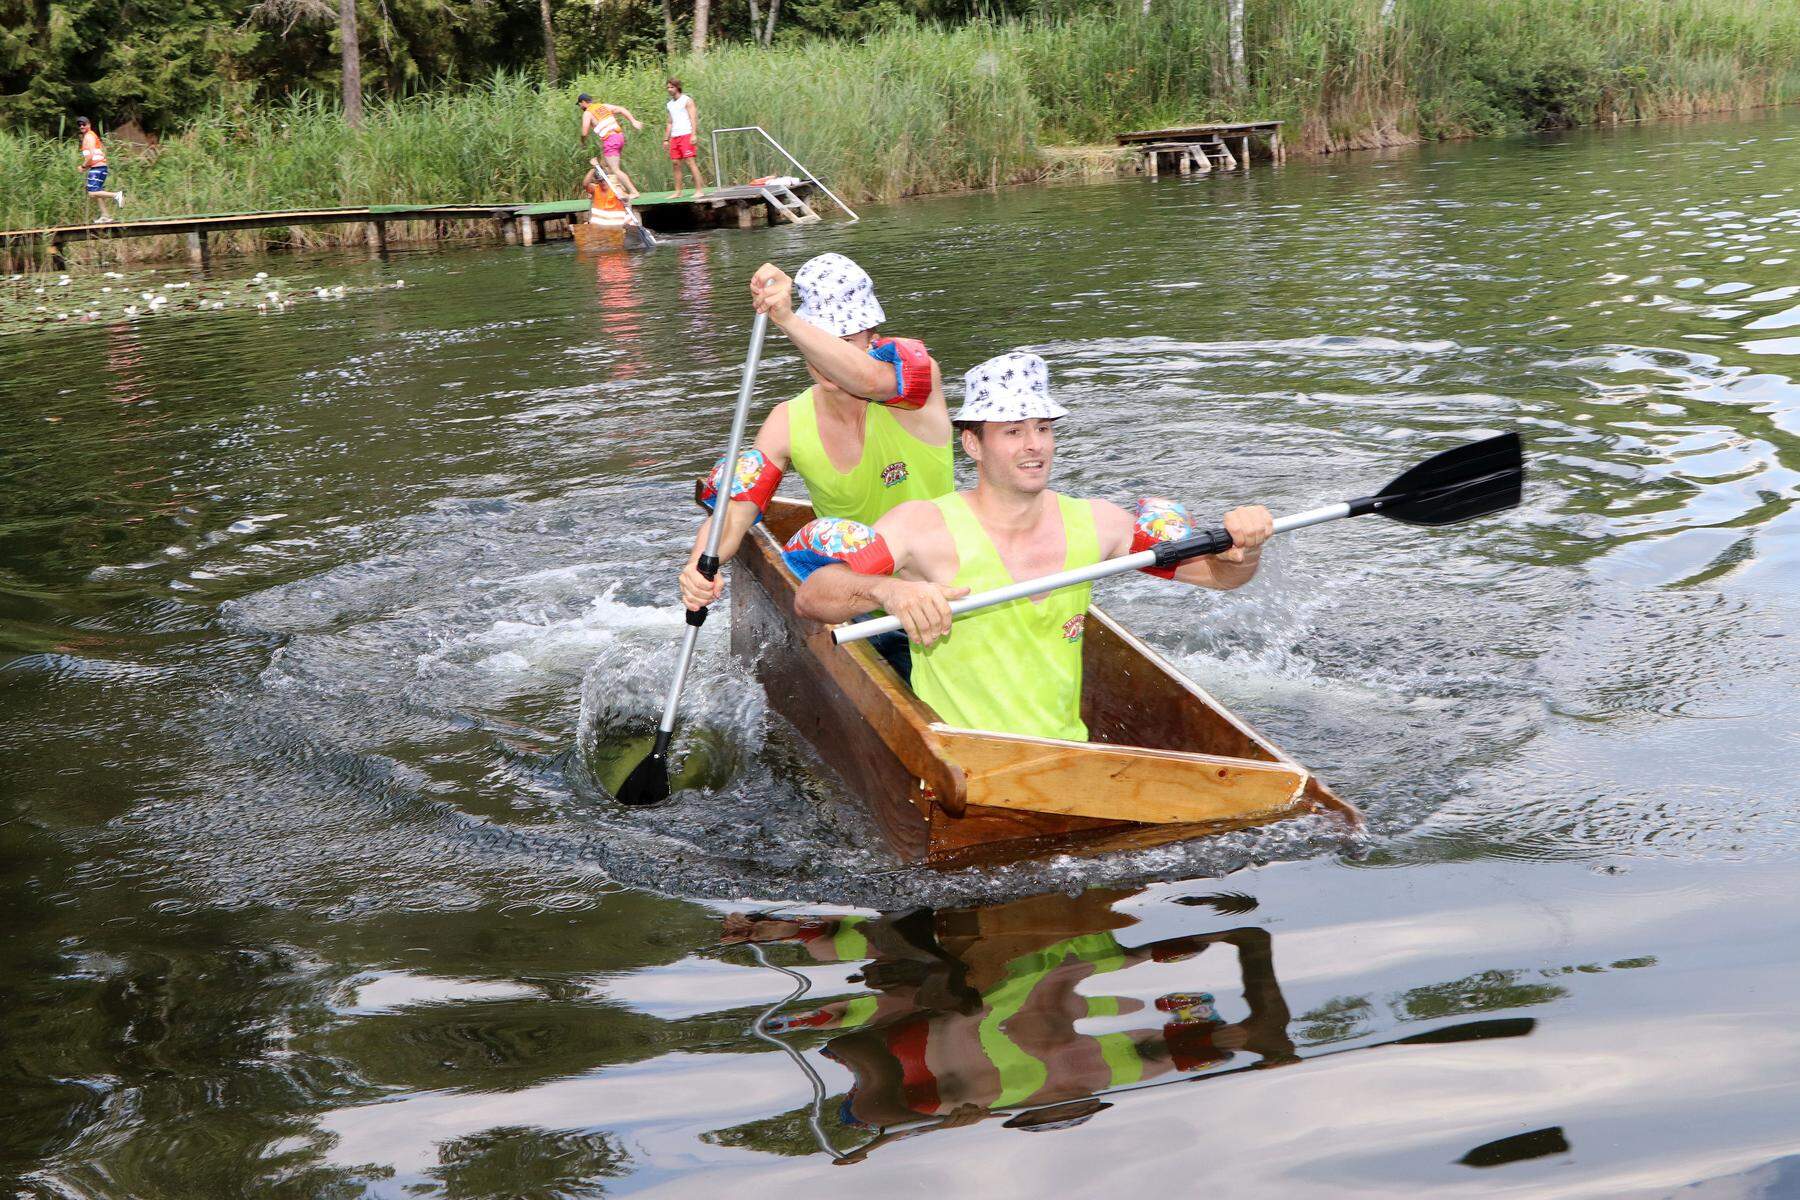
[48,235,65,272]
[186,231,210,269]
[366,220,388,255]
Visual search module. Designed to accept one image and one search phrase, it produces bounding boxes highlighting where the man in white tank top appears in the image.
[663,78,708,199]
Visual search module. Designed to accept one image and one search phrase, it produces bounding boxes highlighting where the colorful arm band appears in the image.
[1130,497,1195,579]
[699,448,783,520]
[782,518,897,582]
[867,336,934,410]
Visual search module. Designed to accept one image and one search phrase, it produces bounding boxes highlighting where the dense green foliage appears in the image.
[4,0,1799,253]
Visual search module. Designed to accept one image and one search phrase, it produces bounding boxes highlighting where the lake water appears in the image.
[5,109,1799,1198]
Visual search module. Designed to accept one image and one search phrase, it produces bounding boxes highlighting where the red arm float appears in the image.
[699,448,784,520]
[782,518,897,581]
[867,336,934,410]
[1130,497,1195,579]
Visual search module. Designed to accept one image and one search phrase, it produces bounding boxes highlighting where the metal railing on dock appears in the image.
[708,126,860,223]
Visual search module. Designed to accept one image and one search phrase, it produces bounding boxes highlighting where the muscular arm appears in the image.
[607,104,641,127]
[1092,500,1268,591]
[780,314,900,400]
[794,502,966,641]
[680,406,793,609]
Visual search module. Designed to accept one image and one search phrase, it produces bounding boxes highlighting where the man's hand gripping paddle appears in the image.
[616,313,770,806]
[834,432,1525,645]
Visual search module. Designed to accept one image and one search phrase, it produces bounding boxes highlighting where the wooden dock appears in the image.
[1116,122,1284,177]
[0,181,821,272]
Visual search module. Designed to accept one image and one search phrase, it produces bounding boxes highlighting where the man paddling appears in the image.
[792,351,1273,742]
[678,254,953,617]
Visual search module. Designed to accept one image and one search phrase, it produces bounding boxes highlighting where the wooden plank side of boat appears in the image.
[736,497,1357,862]
[928,726,1310,825]
[573,218,629,251]
[1081,609,1362,827]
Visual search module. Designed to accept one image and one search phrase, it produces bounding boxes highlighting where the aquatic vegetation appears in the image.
[0,266,401,333]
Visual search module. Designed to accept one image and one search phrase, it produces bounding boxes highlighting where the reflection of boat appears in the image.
[716,888,1296,1160]
[720,888,1538,1164]
[732,498,1362,864]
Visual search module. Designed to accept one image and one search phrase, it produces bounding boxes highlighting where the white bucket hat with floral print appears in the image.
[793,253,887,337]
[954,351,1068,422]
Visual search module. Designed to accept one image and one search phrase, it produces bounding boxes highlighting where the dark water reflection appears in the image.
[6,110,1800,1196]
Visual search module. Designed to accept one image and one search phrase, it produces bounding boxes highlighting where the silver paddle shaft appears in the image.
[654,312,770,734]
[832,501,1350,645]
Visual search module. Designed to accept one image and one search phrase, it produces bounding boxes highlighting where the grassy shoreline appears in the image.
[5,0,1799,267]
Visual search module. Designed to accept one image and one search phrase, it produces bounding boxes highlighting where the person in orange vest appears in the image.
[75,117,125,222]
[577,93,644,199]
[581,160,627,220]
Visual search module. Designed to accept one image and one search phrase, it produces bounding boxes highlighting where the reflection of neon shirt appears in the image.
[977,931,1132,1106]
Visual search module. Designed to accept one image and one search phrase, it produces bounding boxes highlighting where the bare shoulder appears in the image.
[879,497,948,537]
[753,400,793,461]
[1088,498,1135,556]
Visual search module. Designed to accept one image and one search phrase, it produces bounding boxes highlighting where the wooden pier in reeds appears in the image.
[1116,122,1285,177]
[0,181,820,272]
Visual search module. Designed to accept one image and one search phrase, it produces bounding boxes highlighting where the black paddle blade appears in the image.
[615,732,672,807]
[1392,1017,1536,1046]
[1357,432,1524,527]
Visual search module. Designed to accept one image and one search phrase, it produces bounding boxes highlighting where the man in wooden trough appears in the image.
[791,351,1274,742]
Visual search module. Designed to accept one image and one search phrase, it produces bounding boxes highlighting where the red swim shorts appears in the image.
[668,133,697,161]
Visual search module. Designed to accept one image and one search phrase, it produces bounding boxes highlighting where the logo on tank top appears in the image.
[1062,613,1085,642]
[880,460,909,487]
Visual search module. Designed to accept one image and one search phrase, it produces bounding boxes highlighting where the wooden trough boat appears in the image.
[730,498,1362,865]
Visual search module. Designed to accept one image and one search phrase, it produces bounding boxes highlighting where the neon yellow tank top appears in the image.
[786,388,953,524]
[910,492,1099,741]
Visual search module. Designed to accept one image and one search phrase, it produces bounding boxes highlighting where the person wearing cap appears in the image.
[577,93,644,199]
[680,254,953,628]
[74,117,125,222]
[791,351,1274,742]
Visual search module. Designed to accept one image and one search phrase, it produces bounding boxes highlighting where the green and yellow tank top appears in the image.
[786,388,953,524]
[910,492,1099,742]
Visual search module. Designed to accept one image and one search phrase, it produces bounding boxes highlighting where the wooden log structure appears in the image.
[1116,121,1284,177]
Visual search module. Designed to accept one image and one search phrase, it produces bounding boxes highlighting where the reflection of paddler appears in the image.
[724,892,1294,1149]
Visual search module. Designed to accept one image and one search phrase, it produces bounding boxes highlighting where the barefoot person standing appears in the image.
[577,93,644,199]
[663,79,708,199]
[75,117,124,222]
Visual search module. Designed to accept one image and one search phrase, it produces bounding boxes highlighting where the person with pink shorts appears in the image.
[578,93,644,199]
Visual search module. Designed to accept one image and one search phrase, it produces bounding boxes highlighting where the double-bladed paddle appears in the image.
[834,432,1524,645]
[616,312,771,807]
